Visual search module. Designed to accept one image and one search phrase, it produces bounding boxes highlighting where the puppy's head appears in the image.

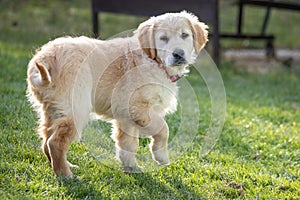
[136,11,208,69]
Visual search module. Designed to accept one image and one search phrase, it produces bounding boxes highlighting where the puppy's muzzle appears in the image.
[172,49,187,66]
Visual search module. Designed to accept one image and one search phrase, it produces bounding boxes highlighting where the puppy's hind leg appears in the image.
[40,124,52,163]
[47,117,77,177]
[36,109,53,164]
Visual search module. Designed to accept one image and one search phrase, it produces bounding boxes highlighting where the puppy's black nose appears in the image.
[172,49,186,65]
[172,49,185,59]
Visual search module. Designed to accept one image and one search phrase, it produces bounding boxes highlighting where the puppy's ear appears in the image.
[188,16,209,54]
[136,19,157,59]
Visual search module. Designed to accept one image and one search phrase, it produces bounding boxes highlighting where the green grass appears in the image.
[1,0,299,199]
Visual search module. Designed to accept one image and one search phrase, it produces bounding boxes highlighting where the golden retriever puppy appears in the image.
[27,11,208,177]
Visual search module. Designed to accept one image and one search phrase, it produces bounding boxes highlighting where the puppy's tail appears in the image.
[30,62,52,88]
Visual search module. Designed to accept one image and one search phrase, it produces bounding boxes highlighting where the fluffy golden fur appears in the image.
[27,11,208,177]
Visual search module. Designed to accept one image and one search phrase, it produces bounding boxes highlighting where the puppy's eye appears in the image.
[181,33,189,39]
[160,35,169,43]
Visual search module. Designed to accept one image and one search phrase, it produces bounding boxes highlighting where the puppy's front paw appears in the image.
[123,165,142,173]
[152,148,170,166]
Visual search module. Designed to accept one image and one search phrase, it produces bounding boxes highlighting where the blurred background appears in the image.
[1,0,300,68]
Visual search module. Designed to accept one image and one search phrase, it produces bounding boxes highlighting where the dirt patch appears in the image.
[223,49,300,73]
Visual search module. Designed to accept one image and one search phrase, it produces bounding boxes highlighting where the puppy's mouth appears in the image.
[171,58,187,66]
[156,49,190,82]
[159,58,190,82]
[164,56,188,67]
[164,49,188,67]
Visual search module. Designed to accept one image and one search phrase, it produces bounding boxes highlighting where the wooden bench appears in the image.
[91,0,220,63]
[221,0,300,57]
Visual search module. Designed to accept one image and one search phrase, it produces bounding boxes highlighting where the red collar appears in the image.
[158,64,184,82]
[169,74,183,82]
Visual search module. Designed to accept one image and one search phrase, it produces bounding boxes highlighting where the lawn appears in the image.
[0,0,299,199]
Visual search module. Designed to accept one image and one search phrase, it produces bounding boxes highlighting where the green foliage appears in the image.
[0,0,299,199]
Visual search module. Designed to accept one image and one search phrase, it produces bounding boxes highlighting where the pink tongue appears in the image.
[169,74,182,82]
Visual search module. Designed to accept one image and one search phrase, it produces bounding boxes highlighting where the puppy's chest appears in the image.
[125,66,178,114]
[148,86,178,114]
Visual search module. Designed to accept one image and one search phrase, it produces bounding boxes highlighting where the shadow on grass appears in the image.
[59,168,204,199]
[130,172,203,199]
[57,176,106,199]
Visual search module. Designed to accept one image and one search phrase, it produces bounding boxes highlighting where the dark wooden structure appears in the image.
[221,0,300,57]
